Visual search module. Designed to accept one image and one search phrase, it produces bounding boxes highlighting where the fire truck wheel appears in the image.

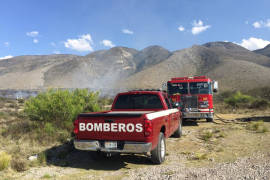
[173,120,182,138]
[206,118,213,122]
[151,132,166,164]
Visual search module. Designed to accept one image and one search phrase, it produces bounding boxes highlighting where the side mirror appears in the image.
[213,81,218,93]
[162,83,167,91]
[172,102,180,108]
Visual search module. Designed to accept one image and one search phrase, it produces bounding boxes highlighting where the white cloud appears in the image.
[252,19,270,29]
[4,42,9,47]
[0,55,13,60]
[178,26,185,31]
[64,34,94,52]
[237,37,270,50]
[191,20,211,35]
[253,21,262,28]
[26,31,39,37]
[33,39,39,43]
[100,40,115,48]
[122,29,134,35]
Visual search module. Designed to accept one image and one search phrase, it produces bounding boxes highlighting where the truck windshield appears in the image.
[190,82,212,94]
[167,82,188,95]
[114,94,163,109]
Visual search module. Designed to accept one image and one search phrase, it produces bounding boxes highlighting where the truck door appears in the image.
[164,95,175,134]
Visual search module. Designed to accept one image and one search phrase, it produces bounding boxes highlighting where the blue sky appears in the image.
[1,0,270,58]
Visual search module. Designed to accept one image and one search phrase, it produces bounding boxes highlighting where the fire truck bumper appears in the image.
[183,112,214,119]
[74,140,152,153]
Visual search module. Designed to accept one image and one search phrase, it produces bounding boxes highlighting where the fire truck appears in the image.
[167,76,218,122]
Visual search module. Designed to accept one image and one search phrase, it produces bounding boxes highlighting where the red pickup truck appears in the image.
[73,90,182,164]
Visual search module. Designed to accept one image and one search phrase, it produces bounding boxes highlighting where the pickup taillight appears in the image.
[144,120,152,137]
[73,119,79,135]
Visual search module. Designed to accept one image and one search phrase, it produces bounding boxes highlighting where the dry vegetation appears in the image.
[0,89,270,179]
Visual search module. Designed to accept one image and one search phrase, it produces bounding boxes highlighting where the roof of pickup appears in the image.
[121,89,167,95]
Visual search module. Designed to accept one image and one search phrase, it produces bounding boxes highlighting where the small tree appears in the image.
[224,91,254,108]
[24,89,101,131]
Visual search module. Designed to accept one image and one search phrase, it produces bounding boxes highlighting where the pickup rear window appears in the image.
[114,94,163,109]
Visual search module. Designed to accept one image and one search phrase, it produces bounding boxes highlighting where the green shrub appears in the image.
[17,98,24,104]
[0,151,11,171]
[192,152,208,160]
[246,87,270,101]
[224,91,254,108]
[44,122,55,136]
[246,120,269,133]
[38,152,47,165]
[250,99,269,109]
[42,174,52,179]
[200,130,213,141]
[24,89,101,131]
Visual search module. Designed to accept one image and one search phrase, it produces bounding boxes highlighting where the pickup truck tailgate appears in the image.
[76,111,151,141]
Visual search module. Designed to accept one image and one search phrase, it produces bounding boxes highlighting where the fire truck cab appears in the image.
[167,76,218,122]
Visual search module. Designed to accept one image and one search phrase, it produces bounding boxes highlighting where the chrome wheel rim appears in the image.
[160,138,165,158]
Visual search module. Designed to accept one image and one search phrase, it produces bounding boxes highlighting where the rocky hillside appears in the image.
[254,44,270,58]
[0,42,270,92]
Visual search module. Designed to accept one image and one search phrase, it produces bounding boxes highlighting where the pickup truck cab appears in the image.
[73,90,182,164]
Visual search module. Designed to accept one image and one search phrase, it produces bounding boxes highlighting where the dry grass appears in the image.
[0,151,11,171]
[11,157,28,172]
[200,130,213,141]
[246,120,269,133]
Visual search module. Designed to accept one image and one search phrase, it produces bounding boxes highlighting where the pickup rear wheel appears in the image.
[206,118,213,122]
[151,132,166,164]
[173,120,182,138]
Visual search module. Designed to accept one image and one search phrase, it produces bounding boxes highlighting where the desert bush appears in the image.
[44,122,55,136]
[17,98,24,104]
[0,151,11,171]
[1,120,32,138]
[24,89,101,131]
[11,157,28,172]
[42,174,52,179]
[246,120,269,133]
[200,130,213,141]
[38,152,47,165]
[224,91,254,108]
[250,99,269,109]
[193,152,208,160]
[246,87,270,101]
[215,90,236,102]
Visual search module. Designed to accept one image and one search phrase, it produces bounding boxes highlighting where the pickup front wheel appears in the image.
[151,132,166,164]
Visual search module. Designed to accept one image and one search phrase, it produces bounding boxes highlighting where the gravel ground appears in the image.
[126,153,270,180]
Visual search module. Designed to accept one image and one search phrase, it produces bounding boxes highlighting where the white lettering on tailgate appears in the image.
[79,123,86,131]
[136,123,143,132]
[94,123,102,131]
[79,123,143,133]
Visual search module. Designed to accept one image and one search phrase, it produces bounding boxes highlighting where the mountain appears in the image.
[133,45,171,72]
[254,44,270,58]
[44,47,138,89]
[122,42,270,91]
[1,41,270,93]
